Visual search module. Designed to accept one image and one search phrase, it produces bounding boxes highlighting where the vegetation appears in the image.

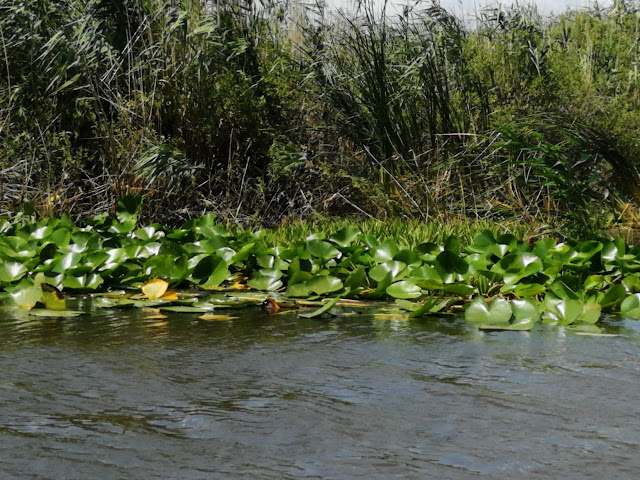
[3,0,640,232]
[1,196,640,332]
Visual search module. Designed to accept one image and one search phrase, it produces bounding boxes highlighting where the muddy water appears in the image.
[1,301,640,479]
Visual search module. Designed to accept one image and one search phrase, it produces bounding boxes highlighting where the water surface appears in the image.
[1,300,640,479]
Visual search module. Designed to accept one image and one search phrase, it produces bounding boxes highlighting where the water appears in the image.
[2,300,640,479]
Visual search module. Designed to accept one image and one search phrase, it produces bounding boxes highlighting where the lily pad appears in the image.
[386,281,422,299]
[305,275,343,295]
[465,296,512,326]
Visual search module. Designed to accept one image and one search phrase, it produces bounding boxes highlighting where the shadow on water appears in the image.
[1,297,640,479]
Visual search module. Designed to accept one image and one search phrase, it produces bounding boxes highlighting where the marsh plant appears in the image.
[3,0,640,231]
[2,196,640,333]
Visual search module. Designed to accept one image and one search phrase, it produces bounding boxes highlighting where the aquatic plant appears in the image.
[0,196,639,332]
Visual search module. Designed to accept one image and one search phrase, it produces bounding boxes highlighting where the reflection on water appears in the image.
[1,298,640,479]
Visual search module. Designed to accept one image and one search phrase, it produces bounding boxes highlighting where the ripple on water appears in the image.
[0,308,640,478]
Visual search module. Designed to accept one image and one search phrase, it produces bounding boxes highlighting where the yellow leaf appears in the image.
[231,281,250,290]
[141,279,169,300]
[199,314,238,321]
[160,291,178,300]
[41,284,66,311]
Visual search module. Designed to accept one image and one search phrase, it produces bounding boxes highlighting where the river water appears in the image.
[1,300,640,479]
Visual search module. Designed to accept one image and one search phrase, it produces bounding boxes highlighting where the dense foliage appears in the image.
[3,0,640,230]
[3,196,640,331]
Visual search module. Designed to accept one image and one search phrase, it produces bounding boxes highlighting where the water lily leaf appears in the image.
[465,296,512,325]
[289,270,313,286]
[298,295,342,318]
[511,298,539,324]
[41,284,66,310]
[305,275,343,295]
[393,249,420,265]
[598,284,626,310]
[567,240,603,266]
[344,266,366,290]
[145,254,188,283]
[500,253,543,284]
[511,281,546,297]
[360,272,393,299]
[134,226,162,241]
[441,283,476,296]
[307,240,340,261]
[116,195,143,223]
[199,224,230,238]
[141,279,169,300]
[622,275,640,293]
[620,294,640,318]
[549,276,582,300]
[435,251,468,283]
[577,299,601,324]
[256,255,275,269]
[192,255,230,287]
[408,265,443,290]
[372,239,398,263]
[28,225,52,241]
[467,230,496,254]
[478,316,536,331]
[386,281,421,299]
[602,238,625,264]
[199,236,231,253]
[10,285,42,310]
[52,252,82,273]
[330,226,361,248]
[0,262,28,283]
[48,228,71,247]
[232,242,256,263]
[532,237,556,260]
[369,261,406,283]
[62,273,104,291]
[397,297,451,317]
[444,235,461,254]
[543,293,583,325]
[286,283,310,298]
[247,269,283,291]
[110,219,137,234]
[83,252,109,269]
[584,275,605,291]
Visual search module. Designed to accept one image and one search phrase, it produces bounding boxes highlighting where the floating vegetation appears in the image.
[1,196,640,332]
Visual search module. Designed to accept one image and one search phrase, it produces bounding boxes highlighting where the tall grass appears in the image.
[2,0,640,232]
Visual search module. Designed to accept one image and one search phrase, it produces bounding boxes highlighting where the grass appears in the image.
[3,0,640,232]
[257,217,546,248]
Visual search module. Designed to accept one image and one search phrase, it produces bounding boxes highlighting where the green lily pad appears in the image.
[10,285,42,310]
[620,294,640,318]
[305,275,343,295]
[116,195,143,223]
[344,266,366,290]
[369,261,406,283]
[0,262,28,283]
[465,296,512,326]
[386,280,422,299]
[307,240,340,261]
[330,226,361,248]
[286,283,310,298]
[62,273,104,291]
[247,269,283,291]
